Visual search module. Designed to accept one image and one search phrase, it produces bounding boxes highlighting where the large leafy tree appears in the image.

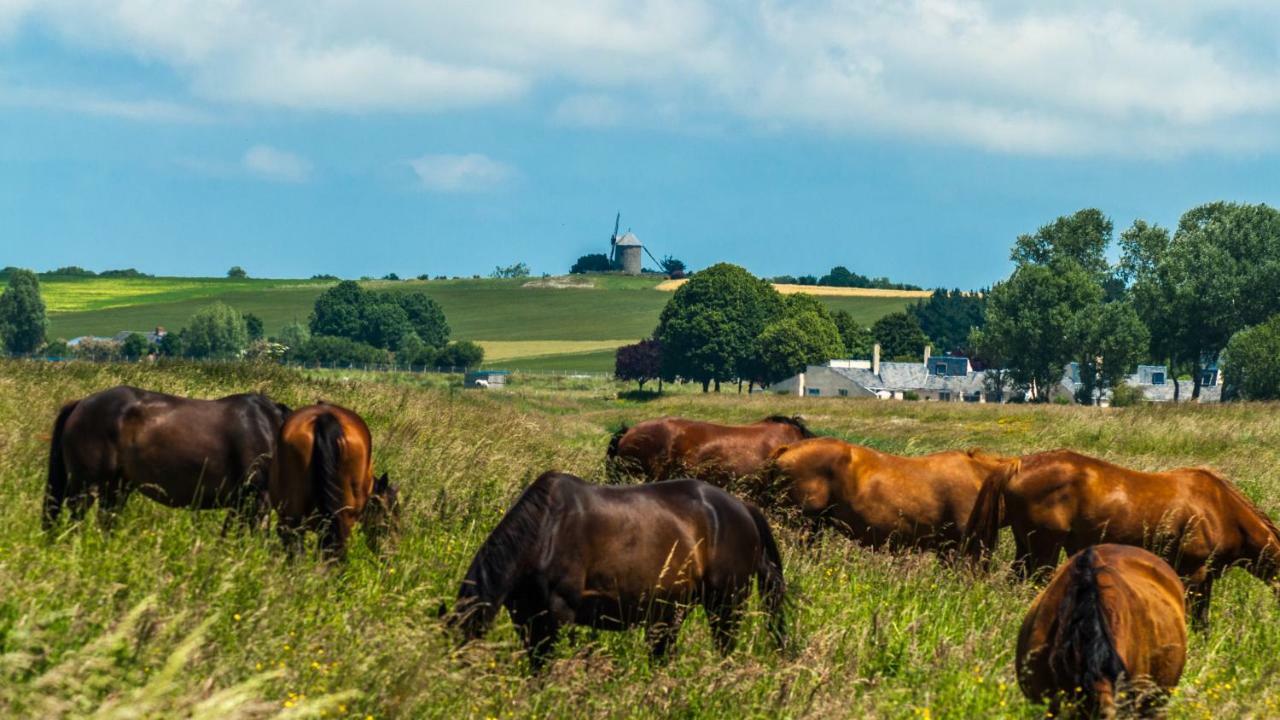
[310,281,366,339]
[387,292,450,349]
[0,269,47,355]
[1123,202,1280,397]
[655,263,783,392]
[754,297,845,385]
[1011,208,1112,278]
[183,302,249,359]
[570,253,614,274]
[309,280,449,351]
[982,264,1101,400]
[1074,301,1150,404]
[871,312,929,361]
[1223,315,1280,400]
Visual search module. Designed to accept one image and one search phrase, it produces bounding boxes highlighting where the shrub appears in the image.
[227,266,248,279]
[120,332,153,360]
[73,337,121,361]
[0,269,48,355]
[1109,382,1145,407]
[42,339,70,358]
[183,302,249,359]
[615,339,663,391]
[434,341,484,370]
[1222,314,1280,400]
[288,336,391,365]
[570,254,614,274]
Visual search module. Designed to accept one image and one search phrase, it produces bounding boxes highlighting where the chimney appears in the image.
[872,343,881,375]
[797,371,806,397]
[923,344,932,368]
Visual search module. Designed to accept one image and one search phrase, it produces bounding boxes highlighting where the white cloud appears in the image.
[5,1,1280,155]
[408,153,513,192]
[242,145,311,183]
[0,83,211,122]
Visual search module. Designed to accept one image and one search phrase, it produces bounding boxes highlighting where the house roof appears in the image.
[828,362,988,394]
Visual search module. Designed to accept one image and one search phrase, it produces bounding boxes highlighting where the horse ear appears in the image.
[375,472,390,492]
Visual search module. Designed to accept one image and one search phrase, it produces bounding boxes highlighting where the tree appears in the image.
[244,313,265,341]
[654,263,784,391]
[1222,315,1280,400]
[359,301,413,351]
[1011,209,1112,278]
[981,264,1102,401]
[435,340,485,369]
[615,338,663,391]
[831,309,874,358]
[0,269,48,355]
[385,292,449,348]
[382,272,401,281]
[570,254,614,274]
[183,302,249,358]
[227,266,248,279]
[277,321,310,350]
[1074,301,1150,405]
[120,332,152,360]
[871,312,929,361]
[909,290,986,354]
[288,336,390,365]
[659,256,686,275]
[310,281,367,339]
[819,265,869,288]
[754,306,845,386]
[491,262,531,279]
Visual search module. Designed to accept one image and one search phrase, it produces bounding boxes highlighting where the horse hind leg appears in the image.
[645,604,686,663]
[1187,573,1215,631]
[704,591,745,656]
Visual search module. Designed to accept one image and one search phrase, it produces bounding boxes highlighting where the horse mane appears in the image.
[452,472,562,637]
[1050,547,1128,707]
[762,415,815,438]
[607,423,629,459]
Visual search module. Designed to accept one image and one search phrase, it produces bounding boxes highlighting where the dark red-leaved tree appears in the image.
[615,338,663,392]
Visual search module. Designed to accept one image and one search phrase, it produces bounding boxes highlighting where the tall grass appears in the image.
[2,360,1280,718]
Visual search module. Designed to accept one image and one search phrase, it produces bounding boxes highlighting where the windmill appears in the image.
[608,212,664,275]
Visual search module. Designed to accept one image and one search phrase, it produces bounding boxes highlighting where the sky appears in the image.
[2,1,1279,289]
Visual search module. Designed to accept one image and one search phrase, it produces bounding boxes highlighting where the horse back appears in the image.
[271,403,374,520]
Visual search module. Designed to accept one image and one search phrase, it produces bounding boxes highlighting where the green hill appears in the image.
[41,274,915,371]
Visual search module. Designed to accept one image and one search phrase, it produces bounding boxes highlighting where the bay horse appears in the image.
[45,386,290,531]
[268,402,400,560]
[1018,545,1187,718]
[606,415,815,488]
[966,449,1280,627]
[768,436,1019,555]
[447,472,788,670]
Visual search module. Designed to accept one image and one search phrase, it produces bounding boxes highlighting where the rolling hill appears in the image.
[40,274,918,371]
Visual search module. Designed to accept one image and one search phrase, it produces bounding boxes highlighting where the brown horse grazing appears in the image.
[268,402,400,560]
[448,472,788,670]
[606,415,815,487]
[45,386,290,531]
[768,437,1019,554]
[1018,545,1187,719]
[966,449,1280,627]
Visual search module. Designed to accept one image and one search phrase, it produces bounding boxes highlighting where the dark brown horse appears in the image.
[268,402,399,560]
[1017,545,1187,718]
[769,437,1019,554]
[607,415,815,488]
[448,472,788,670]
[45,386,290,531]
[966,449,1280,626]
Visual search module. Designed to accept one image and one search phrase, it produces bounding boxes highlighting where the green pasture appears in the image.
[2,360,1279,717]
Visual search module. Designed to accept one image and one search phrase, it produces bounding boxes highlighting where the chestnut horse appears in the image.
[268,402,399,560]
[606,415,815,487]
[1018,545,1187,718]
[448,472,788,670]
[966,449,1280,626]
[768,437,1019,554]
[44,386,290,531]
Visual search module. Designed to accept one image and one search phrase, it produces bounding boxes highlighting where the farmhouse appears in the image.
[1055,362,1221,403]
[763,345,994,402]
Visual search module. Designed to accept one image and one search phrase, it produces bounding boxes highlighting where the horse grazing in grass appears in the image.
[768,437,1019,555]
[966,449,1280,627]
[606,415,815,488]
[448,472,788,670]
[268,402,400,560]
[1018,545,1187,719]
[45,386,290,531]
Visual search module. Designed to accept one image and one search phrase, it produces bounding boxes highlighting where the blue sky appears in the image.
[3,2,1279,289]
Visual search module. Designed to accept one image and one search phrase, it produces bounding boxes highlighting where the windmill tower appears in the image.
[609,213,643,275]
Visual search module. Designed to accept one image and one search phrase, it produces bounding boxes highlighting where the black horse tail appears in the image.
[450,472,560,640]
[1050,547,1128,711]
[963,457,1020,570]
[310,411,345,555]
[605,424,629,483]
[747,503,789,651]
[44,401,79,531]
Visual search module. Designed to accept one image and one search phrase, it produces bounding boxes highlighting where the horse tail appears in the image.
[451,472,560,640]
[964,457,1019,569]
[44,401,79,531]
[1050,547,1127,711]
[748,503,789,651]
[309,411,346,554]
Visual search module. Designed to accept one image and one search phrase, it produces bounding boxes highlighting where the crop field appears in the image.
[3,360,1280,718]
[39,275,914,371]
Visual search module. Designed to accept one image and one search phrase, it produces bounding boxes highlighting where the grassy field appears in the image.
[39,275,915,371]
[3,360,1280,718]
